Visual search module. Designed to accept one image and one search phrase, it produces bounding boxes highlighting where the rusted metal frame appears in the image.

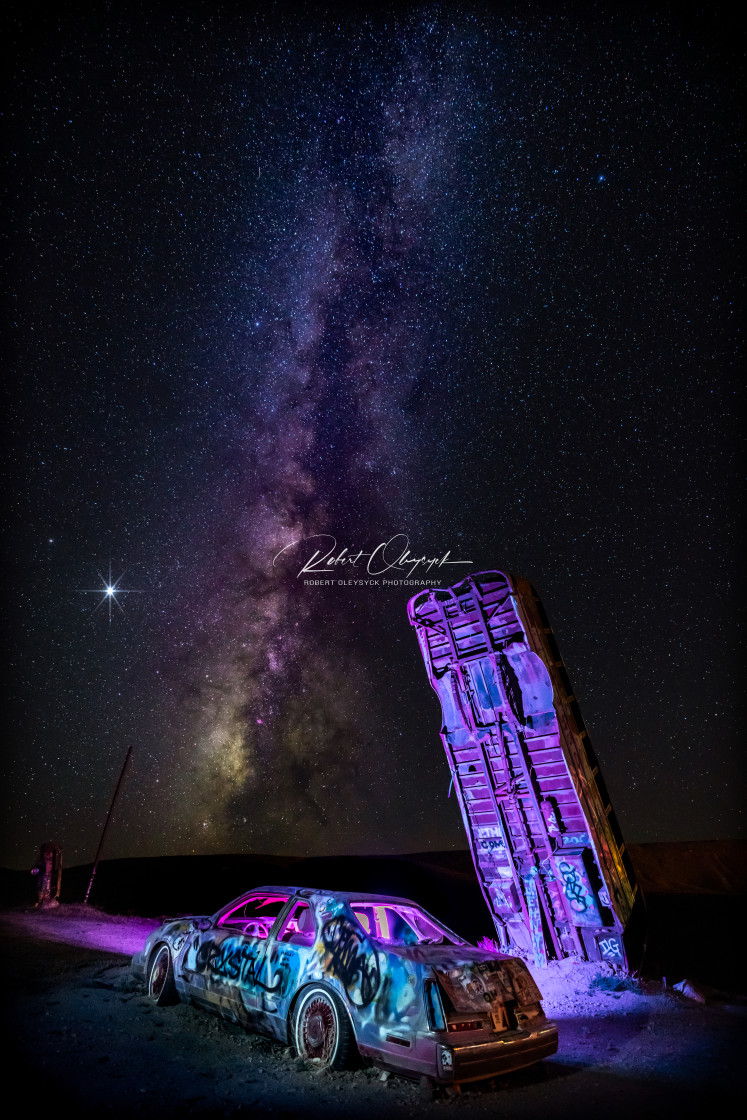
[411,575,638,969]
[490,721,538,869]
[470,588,568,959]
[496,694,583,955]
[443,732,512,945]
[470,588,555,864]
[477,588,518,644]
[451,659,526,902]
[473,732,529,928]
[486,720,512,801]
[449,595,541,870]
[436,600,525,942]
[481,722,535,925]
[506,753,565,958]
[440,597,536,942]
[497,720,571,961]
[427,596,509,937]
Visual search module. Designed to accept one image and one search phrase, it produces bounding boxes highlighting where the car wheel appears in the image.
[292,985,356,1069]
[147,944,178,1005]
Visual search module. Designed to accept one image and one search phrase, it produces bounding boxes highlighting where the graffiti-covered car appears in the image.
[131,887,558,1085]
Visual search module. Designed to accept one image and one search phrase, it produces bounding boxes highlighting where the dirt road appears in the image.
[2,907,743,1118]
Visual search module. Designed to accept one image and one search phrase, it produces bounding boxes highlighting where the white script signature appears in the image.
[273,534,473,579]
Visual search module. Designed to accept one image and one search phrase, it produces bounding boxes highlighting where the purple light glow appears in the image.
[1,908,161,957]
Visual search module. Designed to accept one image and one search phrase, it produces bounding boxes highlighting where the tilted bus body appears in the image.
[407,571,641,968]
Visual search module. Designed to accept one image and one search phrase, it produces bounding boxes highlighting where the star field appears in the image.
[2,4,742,869]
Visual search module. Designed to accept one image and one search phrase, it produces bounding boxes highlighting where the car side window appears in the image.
[352,903,454,945]
[216,893,289,939]
[277,901,315,945]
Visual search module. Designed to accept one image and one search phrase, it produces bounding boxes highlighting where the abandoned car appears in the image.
[131,886,558,1085]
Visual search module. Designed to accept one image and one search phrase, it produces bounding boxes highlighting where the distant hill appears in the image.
[2,840,744,919]
[628,840,747,895]
[0,850,489,940]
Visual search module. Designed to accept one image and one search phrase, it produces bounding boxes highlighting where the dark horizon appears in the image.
[8,835,747,874]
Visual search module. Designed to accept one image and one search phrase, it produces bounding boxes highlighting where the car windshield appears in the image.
[350,903,461,946]
[216,893,289,935]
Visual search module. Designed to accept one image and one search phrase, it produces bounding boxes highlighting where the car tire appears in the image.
[292,985,356,1069]
[147,944,179,1005]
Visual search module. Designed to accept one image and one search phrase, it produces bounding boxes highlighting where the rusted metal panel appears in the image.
[407,571,640,967]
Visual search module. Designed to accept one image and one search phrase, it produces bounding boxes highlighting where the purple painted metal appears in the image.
[407,571,640,968]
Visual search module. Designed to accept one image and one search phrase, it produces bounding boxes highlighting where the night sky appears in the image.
[3,3,742,871]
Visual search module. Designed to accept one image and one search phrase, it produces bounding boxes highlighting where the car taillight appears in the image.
[447,1020,483,1032]
[424,980,447,1031]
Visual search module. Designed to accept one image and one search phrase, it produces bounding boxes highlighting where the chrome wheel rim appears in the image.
[300,995,337,1062]
[149,947,168,999]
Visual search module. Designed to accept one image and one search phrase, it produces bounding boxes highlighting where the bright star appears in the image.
[79,560,143,623]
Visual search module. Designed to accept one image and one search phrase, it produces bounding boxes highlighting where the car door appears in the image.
[252,898,319,1037]
[179,892,289,1023]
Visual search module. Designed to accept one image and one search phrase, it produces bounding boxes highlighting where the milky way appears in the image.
[4,6,742,868]
[164,34,476,852]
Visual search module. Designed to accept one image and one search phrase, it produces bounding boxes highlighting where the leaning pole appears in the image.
[84,744,134,905]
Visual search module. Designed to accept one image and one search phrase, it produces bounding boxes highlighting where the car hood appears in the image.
[383,943,542,1012]
[150,915,209,943]
[161,915,206,931]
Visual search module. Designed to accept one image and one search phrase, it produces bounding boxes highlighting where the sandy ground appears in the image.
[2,906,744,1119]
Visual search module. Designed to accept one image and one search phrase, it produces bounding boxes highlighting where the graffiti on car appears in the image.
[432,954,542,1014]
[320,915,381,1007]
[132,887,558,1086]
[191,936,285,994]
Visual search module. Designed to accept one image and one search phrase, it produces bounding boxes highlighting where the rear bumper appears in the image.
[446,1022,558,1083]
[366,1020,559,1086]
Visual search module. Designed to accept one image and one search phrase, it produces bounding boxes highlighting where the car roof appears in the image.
[241,886,429,908]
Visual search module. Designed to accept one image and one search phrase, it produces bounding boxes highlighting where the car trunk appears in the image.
[432,955,542,1016]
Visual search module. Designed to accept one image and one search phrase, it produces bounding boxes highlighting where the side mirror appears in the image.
[193,917,213,932]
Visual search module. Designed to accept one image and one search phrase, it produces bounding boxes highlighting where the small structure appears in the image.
[408,571,642,968]
[31,842,62,909]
